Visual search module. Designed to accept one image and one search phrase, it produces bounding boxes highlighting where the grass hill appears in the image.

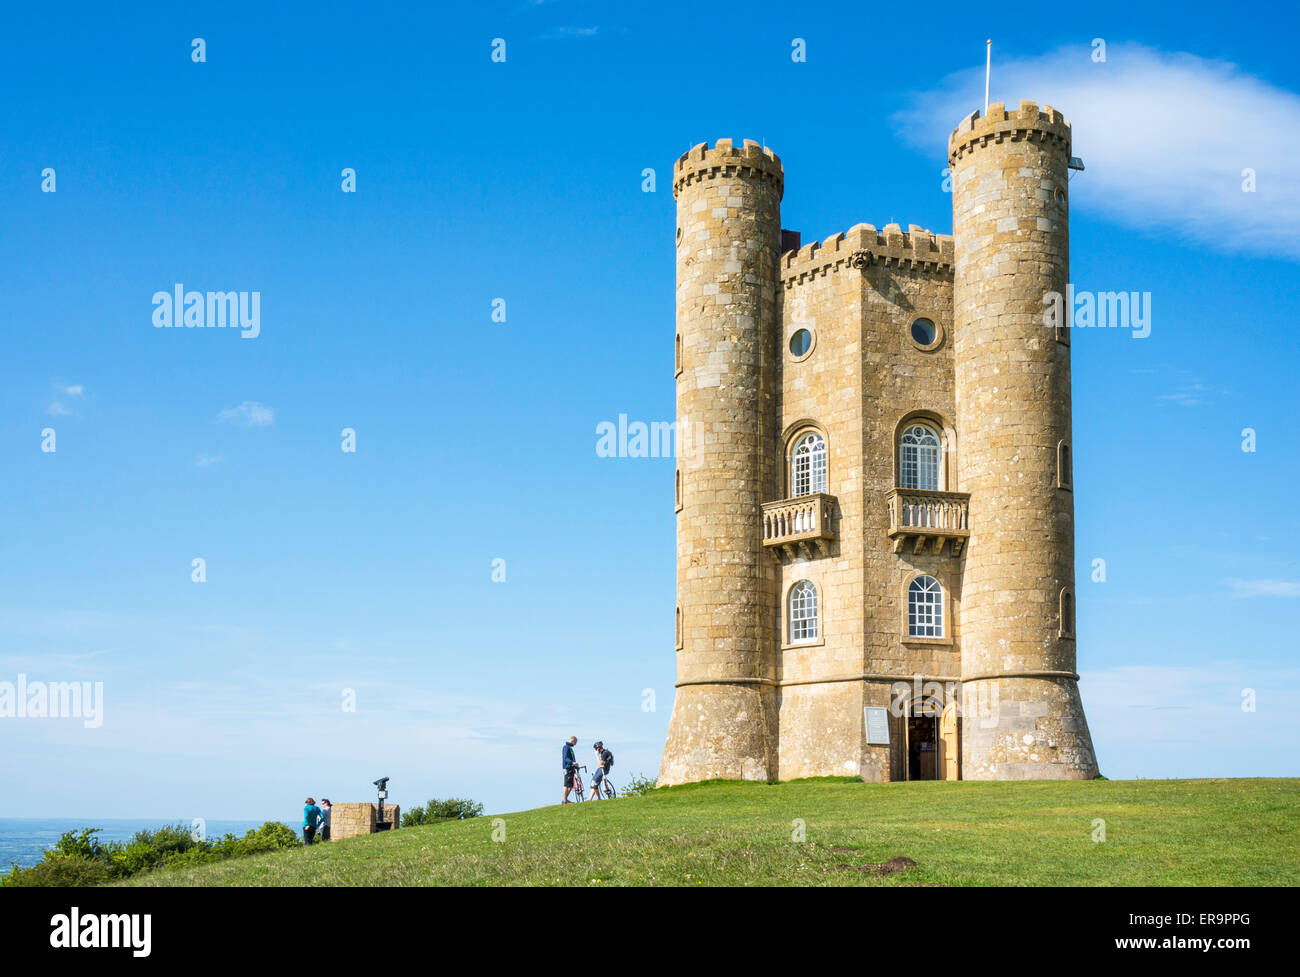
[123,778,1299,887]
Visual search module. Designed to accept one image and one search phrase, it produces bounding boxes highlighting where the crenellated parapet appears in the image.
[779,222,954,287]
[948,100,1071,166]
[673,139,784,201]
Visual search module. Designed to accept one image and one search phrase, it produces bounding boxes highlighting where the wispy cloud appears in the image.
[895,43,1300,259]
[216,401,274,427]
[1224,578,1300,598]
[47,382,84,416]
[1157,380,1222,407]
[539,26,621,40]
[195,453,224,468]
[1083,661,1300,778]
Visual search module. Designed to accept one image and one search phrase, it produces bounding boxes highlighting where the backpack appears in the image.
[603,749,614,770]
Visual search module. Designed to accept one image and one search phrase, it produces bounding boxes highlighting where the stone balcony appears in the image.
[887,488,970,556]
[762,493,836,560]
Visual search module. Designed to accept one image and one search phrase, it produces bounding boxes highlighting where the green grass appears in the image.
[122,778,1300,886]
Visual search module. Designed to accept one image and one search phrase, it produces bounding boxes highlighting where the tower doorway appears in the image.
[907,709,939,781]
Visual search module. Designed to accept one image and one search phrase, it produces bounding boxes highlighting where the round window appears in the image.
[789,328,813,357]
[910,318,937,347]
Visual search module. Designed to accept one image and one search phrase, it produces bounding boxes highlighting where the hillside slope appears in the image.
[124,778,1300,887]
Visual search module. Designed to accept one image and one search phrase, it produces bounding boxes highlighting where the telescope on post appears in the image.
[373,777,392,831]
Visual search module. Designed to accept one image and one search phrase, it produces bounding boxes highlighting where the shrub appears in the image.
[3,855,113,888]
[402,797,484,827]
[620,773,657,797]
[49,827,111,861]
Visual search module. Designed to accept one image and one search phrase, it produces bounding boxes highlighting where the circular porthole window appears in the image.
[910,317,940,350]
[788,328,814,359]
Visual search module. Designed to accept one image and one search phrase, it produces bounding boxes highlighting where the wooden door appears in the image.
[939,701,960,780]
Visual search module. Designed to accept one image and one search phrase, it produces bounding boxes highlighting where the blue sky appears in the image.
[1,1,1298,820]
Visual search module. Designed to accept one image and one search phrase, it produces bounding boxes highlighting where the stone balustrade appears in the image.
[887,488,970,556]
[761,493,836,559]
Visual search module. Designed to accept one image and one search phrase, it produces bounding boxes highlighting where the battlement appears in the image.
[779,222,954,287]
[948,100,1071,165]
[673,139,784,200]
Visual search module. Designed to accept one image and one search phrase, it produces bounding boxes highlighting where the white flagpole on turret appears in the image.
[985,39,991,112]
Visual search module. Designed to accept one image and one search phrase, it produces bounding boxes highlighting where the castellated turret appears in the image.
[949,102,1098,778]
[659,140,783,785]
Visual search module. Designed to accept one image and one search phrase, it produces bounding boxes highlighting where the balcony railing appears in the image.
[887,488,970,556]
[761,493,836,560]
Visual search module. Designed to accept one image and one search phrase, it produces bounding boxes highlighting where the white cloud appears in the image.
[1157,380,1222,407]
[1224,578,1300,598]
[47,382,84,416]
[216,401,274,427]
[895,43,1300,258]
[195,453,224,468]
[539,26,622,40]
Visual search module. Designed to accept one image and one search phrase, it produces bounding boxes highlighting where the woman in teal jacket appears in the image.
[303,797,323,844]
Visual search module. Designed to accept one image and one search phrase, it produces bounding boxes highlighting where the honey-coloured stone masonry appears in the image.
[329,802,401,840]
[660,105,1099,785]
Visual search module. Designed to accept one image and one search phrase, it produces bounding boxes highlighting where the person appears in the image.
[303,797,323,844]
[319,798,332,841]
[561,735,579,804]
[588,741,614,800]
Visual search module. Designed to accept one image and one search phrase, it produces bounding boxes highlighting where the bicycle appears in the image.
[589,768,617,800]
[570,765,586,802]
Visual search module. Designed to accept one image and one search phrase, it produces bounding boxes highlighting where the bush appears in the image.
[620,773,657,797]
[3,855,113,888]
[0,820,301,887]
[402,797,484,828]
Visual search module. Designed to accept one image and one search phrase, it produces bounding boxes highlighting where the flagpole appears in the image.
[985,39,991,113]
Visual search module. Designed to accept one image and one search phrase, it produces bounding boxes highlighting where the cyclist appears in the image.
[561,735,579,804]
[588,741,614,799]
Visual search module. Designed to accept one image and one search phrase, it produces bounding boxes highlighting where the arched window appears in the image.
[908,575,944,638]
[900,424,941,491]
[675,469,682,511]
[1057,440,1072,490]
[676,606,684,649]
[789,580,819,642]
[791,432,827,497]
[1060,589,1074,637]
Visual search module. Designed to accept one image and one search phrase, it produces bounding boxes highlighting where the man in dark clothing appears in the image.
[561,735,579,804]
[588,741,614,800]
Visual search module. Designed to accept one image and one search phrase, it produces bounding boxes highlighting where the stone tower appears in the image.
[658,103,1101,787]
[659,140,784,784]
[949,102,1098,778]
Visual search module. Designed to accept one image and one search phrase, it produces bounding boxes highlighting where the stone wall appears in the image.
[329,802,401,841]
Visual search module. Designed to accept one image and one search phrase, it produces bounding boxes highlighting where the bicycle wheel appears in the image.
[573,775,584,801]
[604,781,616,800]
